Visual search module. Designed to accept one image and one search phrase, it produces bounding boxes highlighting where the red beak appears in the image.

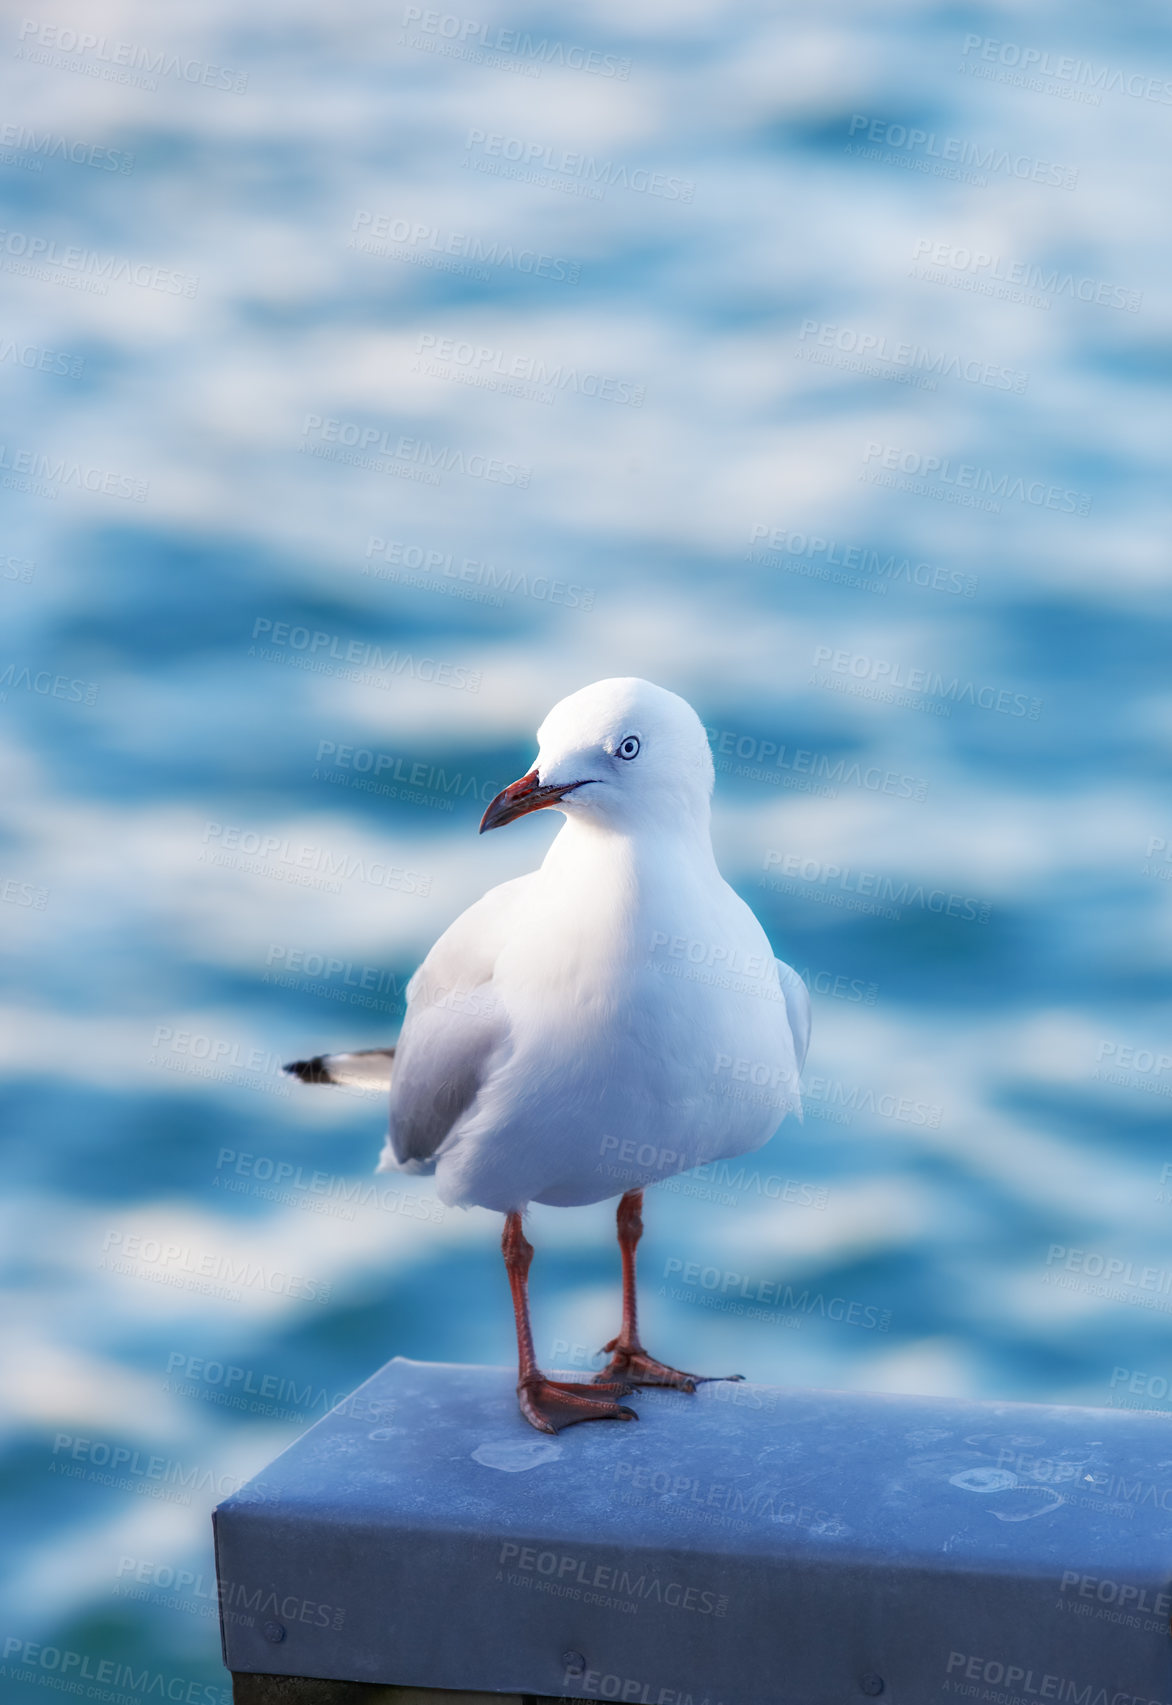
[479,771,584,833]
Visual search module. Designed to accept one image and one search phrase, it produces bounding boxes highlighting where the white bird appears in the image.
[286,678,810,1432]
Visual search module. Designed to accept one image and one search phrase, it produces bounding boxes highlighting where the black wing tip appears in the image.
[283,1055,335,1084]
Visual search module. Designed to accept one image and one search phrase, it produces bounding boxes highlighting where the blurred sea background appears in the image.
[2,0,1170,1693]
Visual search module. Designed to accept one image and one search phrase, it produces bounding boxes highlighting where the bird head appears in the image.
[479,677,714,836]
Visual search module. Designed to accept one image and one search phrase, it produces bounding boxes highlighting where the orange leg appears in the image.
[593,1190,742,1392]
[502,1212,637,1433]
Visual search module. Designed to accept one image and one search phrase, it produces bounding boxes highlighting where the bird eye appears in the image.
[617,735,641,760]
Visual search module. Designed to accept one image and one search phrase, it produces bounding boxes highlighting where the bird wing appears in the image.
[775,958,812,1075]
[381,872,532,1171]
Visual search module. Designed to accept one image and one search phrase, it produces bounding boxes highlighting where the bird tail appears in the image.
[283,1047,395,1090]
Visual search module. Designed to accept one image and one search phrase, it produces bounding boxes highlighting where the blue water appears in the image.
[2,2,1170,1695]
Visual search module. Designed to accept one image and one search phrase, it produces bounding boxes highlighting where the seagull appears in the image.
[286,678,810,1432]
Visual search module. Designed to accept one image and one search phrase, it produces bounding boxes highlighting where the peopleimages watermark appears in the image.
[645,929,784,1004]
[313,738,499,812]
[809,645,1043,720]
[199,820,431,897]
[804,1072,942,1129]
[1,1638,230,1705]
[796,318,1027,393]
[99,1228,332,1305]
[149,1025,291,1100]
[263,943,408,1019]
[349,210,581,284]
[1094,1041,1172,1101]
[0,225,198,297]
[659,1162,828,1211]
[1043,1245,1172,1317]
[495,1541,727,1621]
[910,237,1142,313]
[861,440,1091,516]
[959,33,1172,106]
[1056,1569,1172,1636]
[0,122,134,173]
[942,1650,1138,1701]
[746,524,977,599]
[799,965,877,1004]
[611,1457,848,1539]
[663,1258,891,1331]
[15,19,248,93]
[593,1132,826,1207]
[0,336,84,378]
[706,722,929,802]
[846,113,1078,190]
[163,1355,394,1425]
[363,536,596,613]
[462,130,694,202]
[560,1658,734,1703]
[762,850,992,926]
[1046,1245,1172,1289]
[1107,1366,1172,1410]
[990,1444,1172,1524]
[214,1149,443,1224]
[645,930,876,1014]
[299,414,530,488]
[50,1434,254,1508]
[1142,836,1172,882]
[113,1555,348,1634]
[249,616,481,693]
[2,875,49,909]
[400,9,630,79]
[0,662,99,706]
[0,442,148,503]
[415,332,644,408]
[1,551,35,582]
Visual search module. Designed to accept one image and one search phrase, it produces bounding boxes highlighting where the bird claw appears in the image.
[518,1376,639,1433]
[594,1343,743,1393]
